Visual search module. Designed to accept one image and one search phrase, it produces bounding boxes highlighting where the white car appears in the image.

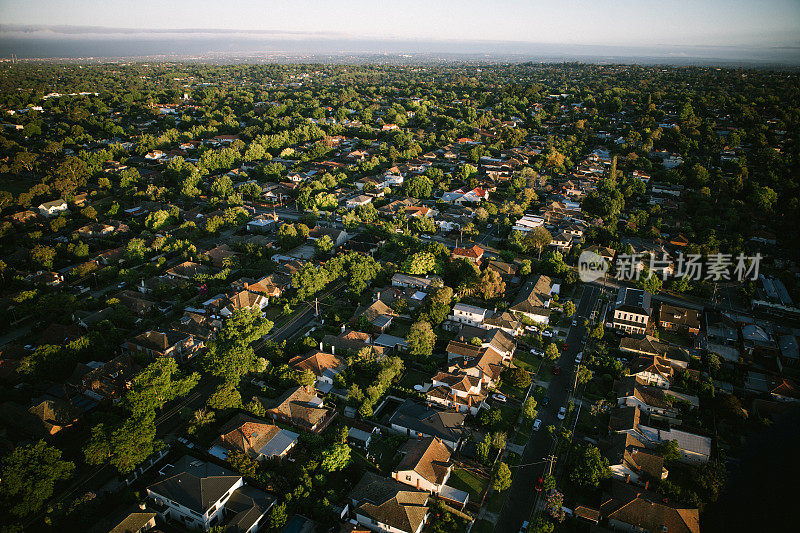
[531,349,544,357]
[572,319,578,327]
[574,352,583,364]
[533,419,542,431]
[492,393,508,403]
[557,407,567,420]
[542,330,553,338]
[525,325,539,332]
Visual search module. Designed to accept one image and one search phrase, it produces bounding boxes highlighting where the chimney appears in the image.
[376,291,381,301]
[319,342,323,351]
[625,474,630,483]
[645,480,649,490]
[331,345,335,355]
[341,324,346,333]
[139,502,147,511]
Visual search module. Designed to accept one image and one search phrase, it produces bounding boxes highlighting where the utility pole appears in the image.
[545,454,557,476]
[314,297,319,317]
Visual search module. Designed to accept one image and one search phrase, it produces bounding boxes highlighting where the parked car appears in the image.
[526,325,539,332]
[574,352,583,364]
[542,396,550,406]
[542,330,553,338]
[533,419,542,431]
[571,319,578,327]
[553,365,561,375]
[534,476,544,492]
[531,349,544,357]
[520,521,530,533]
[492,393,508,403]
[558,407,567,420]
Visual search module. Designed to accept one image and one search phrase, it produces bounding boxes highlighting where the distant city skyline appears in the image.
[1,0,799,62]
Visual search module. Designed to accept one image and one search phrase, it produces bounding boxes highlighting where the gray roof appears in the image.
[615,287,652,316]
[226,485,276,533]
[147,456,240,514]
[258,428,299,458]
[389,399,467,445]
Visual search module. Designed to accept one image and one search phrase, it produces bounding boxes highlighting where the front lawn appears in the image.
[487,490,507,513]
[472,519,495,533]
[448,467,488,501]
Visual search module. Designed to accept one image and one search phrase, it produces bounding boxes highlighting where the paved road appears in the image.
[493,284,604,532]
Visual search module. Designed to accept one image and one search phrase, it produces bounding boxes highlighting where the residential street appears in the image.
[493,284,604,532]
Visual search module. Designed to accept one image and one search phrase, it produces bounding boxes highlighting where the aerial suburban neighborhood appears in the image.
[0,46,797,533]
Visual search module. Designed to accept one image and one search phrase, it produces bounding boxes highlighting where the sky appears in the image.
[1,0,799,60]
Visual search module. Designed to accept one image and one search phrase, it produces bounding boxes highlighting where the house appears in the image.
[583,244,615,263]
[549,230,573,252]
[482,311,523,337]
[308,226,348,247]
[117,290,158,316]
[609,407,711,464]
[247,214,278,233]
[289,350,345,388]
[346,195,373,208]
[509,274,554,324]
[451,244,484,264]
[323,329,379,357]
[486,260,518,279]
[205,244,240,268]
[218,290,269,317]
[391,274,443,291]
[658,304,701,335]
[107,508,157,533]
[349,471,429,533]
[348,421,379,449]
[72,354,140,402]
[704,309,740,362]
[38,199,68,217]
[353,300,396,333]
[426,371,486,415]
[448,303,489,327]
[612,287,652,335]
[389,399,467,450]
[164,261,211,280]
[208,413,299,461]
[125,329,194,360]
[511,214,545,234]
[628,355,675,389]
[600,481,699,533]
[614,377,679,417]
[441,187,488,205]
[392,437,453,494]
[147,455,274,532]
[604,433,668,485]
[259,386,334,432]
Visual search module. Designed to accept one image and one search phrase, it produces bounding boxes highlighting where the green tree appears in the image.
[475,268,506,300]
[523,226,552,258]
[0,440,74,517]
[30,244,56,269]
[570,445,611,489]
[563,301,576,318]
[84,414,160,474]
[267,502,288,530]
[125,357,200,418]
[320,443,351,472]
[80,205,98,220]
[405,175,433,198]
[476,434,492,464]
[228,450,258,479]
[657,439,681,464]
[207,383,243,410]
[523,397,538,421]
[504,367,532,389]
[314,234,334,257]
[421,286,453,324]
[403,251,438,275]
[576,366,593,386]
[545,343,560,361]
[407,320,436,357]
[492,462,513,492]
